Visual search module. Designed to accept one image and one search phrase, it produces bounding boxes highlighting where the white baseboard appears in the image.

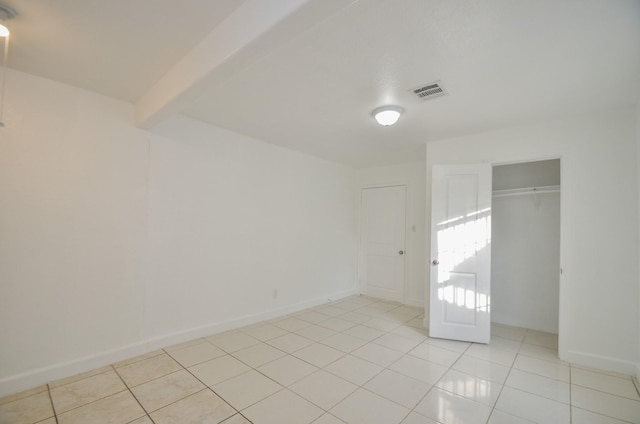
[566,350,638,376]
[0,288,358,398]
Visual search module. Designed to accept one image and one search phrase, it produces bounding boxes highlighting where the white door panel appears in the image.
[430,164,492,343]
[359,186,406,302]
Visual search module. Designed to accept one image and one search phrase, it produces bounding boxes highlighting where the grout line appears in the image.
[45,384,59,424]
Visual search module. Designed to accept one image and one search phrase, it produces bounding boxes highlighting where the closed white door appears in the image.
[429,164,492,343]
[359,186,406,302]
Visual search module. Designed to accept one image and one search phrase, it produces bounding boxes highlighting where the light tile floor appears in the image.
[2,295,640,424]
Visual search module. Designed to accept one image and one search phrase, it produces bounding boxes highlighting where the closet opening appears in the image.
[491,159,561,349]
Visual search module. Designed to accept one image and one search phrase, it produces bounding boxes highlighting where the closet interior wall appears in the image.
[491,160,561,334]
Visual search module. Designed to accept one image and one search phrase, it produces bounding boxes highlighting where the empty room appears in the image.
[1,1,640,423]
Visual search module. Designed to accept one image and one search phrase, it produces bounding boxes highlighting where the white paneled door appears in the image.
[359,185,407,302]
[429,164,492,343]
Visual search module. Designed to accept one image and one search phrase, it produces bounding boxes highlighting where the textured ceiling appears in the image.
[4,0,640,167]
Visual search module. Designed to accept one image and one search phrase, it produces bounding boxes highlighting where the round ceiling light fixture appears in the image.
[0,4,16,37]
[372,106,404,126]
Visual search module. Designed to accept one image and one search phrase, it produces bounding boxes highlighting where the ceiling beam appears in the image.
[135,0,354,129]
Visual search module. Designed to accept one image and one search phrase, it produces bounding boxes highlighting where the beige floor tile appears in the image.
[167,341,225,367]
[131,369,204,412]
[188,355,251,386]
[324,355,383,386]
[571,385,640,423]
[518,343,565,364]
[486,336,523,352]
[506,368,570,404]
[0,385,48,406]
[415,387,492,424]
[49,365,114,388]
[116,353,182,387]
[313,413,347,424]
[423,337,471,353]
[524,330,558,349]
[113,350,164,369]
[150,389,235,424]
[243,389,323,424]
[232,343,286,368]
[57,390,145,424]
[293,343,345,368]
[491,324,526,342]
[452,355,511,384]
[0,391,54,424]
[129,416,154,424]
[296,311,332,324]
[240,323,288,341]
[408,342,461,367]
[571,367,640,400]
[464,343,517,367]
[436,369,502,407]
[495,386,570,423]
[207,331,261,353]
[330,388,409,424]
[318,318,357,332]
[37,418,57,424]
[571,406,631,423]
[513,354,570,382]
[364,369,431,408]
[320,333,367,353]
[362,317,402,332]
[289,370,357,409]
[212,370,282,410]
[316,306,348,317]
[295,324,337,342]
[390,325,428,341]
[339,311,372,324]
[487,409,534,424]
[266,333,314,353]
[50,369,127,413]
[257,355,318,386]
[221,414,253,423]
[389,355,448,385]
[373,333,422,353]
[400,412,440,423]
[351,342,404,367]
[343,325,385,341]
[271,317,312,332]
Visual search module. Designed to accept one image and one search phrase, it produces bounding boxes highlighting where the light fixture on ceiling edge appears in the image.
[0,3,16,128]
[372,105,404,126]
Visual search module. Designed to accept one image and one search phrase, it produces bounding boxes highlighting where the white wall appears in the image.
[426,107,639,375]
[144,117,357,339]
[0,70,357,396]
[492,192,560,333]
[356,162,426,306]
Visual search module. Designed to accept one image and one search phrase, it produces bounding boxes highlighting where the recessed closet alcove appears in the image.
[491,159,561,334]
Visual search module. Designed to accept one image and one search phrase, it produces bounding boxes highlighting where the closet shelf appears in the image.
[492,185,560,198]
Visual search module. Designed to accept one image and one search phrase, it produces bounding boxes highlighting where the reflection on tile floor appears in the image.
[1,295,639,423]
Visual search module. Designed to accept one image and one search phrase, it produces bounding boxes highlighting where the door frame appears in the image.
[357,181,410,303]
[489,156,564,357]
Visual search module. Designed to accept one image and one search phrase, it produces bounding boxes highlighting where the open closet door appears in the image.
[429,164,492,343]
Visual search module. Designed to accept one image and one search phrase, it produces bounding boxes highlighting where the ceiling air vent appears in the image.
[410,81,448,102]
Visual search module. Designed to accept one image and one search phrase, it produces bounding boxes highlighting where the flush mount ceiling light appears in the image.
[372,106,404,126]
[0,4,15,37]
[0,3,16,128]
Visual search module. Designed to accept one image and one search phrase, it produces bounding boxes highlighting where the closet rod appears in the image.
[492,185,560,198]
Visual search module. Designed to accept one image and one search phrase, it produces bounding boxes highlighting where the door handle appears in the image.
[398,250,404,255]
[432,259,439,265]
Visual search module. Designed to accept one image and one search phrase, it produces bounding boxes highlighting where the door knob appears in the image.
[432,259,439,265]
[398,250,404,255]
